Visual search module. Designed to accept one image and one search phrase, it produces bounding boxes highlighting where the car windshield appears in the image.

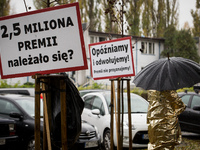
[104,92,148,113]
[13,98,43,117]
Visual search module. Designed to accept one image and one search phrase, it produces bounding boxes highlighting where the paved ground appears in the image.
[175,132,200,150]
[132,132,200,150]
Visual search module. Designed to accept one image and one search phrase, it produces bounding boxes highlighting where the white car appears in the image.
[81,91,149,149]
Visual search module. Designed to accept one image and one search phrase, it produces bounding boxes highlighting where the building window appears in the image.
[141,42,147,54]
[90,36,94,43]
[141,42,155,54]
[99,37,106,42]
[149,43,155,54]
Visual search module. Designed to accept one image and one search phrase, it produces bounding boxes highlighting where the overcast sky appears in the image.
[10,0,196,29]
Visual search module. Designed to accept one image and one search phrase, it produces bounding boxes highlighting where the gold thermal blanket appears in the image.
[147,90,186,150]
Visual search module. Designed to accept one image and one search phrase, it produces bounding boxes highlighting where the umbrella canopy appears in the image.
[133,57,200,91]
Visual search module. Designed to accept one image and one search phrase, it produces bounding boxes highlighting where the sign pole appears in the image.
[126,78,132,150]
[110,80,114,150]
[42,79,52,150]
[34,75,41,150]
[60,78,68,150]
[117,78,122,150]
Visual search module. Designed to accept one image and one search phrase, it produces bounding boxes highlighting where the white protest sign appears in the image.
[89,37,135,80]
[0,2,87,79]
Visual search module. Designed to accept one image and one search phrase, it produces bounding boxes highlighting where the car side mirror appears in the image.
[9,112,24,120]
[91,109,100,116]
[193,106,200,111]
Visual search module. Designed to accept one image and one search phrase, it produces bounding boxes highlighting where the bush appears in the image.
[130,88,148,100]
[78,82,103,90]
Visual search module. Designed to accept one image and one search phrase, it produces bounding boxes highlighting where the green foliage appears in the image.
[0,80,34,88]
[141,0,152,37]
[0,0,10,17]
[191,0,200,36]
[78,82,103,90]
[0,80,12,88]
[20,82,35,88]
[162,26,200,63]
[174,29,200,62]
[0,80,20,88]
[130,88,148,100]
[176,87,194,93]
[162,25,178,56]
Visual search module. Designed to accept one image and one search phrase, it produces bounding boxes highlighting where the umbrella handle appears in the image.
[167,53,170,60]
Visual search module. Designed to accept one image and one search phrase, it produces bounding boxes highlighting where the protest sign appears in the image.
[0,2,87,79]
[89,37,135,80]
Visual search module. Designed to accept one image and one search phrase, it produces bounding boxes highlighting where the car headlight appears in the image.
[123,122,136,130]
[9,124,15,131]
[9,124,16,136]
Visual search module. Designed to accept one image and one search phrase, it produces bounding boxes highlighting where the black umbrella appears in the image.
[133,57,200,91]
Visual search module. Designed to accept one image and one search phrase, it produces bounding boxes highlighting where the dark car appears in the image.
[0,117,18,150]
[0,93,101,150]
[0,94,43,150]
[178,92,200,134]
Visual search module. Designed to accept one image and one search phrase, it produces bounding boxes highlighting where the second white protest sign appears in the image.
[89,37,135,80]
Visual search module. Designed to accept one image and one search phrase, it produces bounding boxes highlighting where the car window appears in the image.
[104,92,148,113]
[92,96,105,116]
[84,95,94,110]
[181,95,191,106]
[0,99,20,115]
[191,95,200,109]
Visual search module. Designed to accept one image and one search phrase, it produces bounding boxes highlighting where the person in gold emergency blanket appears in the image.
[147,90,186,150]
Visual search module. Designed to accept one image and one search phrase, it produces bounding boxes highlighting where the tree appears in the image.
[175,29,199,62]
[191,0,200,37]
[82,0,101,31]
[126,0,143,36]
[146,0,179,38]
[162,26,200,63]
[0,0,10,17]
[33,0,76,9]
[161,25,178,57]
[103,0,119,33]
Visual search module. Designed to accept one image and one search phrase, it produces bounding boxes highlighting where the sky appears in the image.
[10,0,196,29]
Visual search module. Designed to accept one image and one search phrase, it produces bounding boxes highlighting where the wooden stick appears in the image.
[117,78,121,150]
[127,80,132,150]
[110,80,114,150]
[35,77,41,150]
[42,79,52,150]
[113,81,119,149]
[60,79,68,150]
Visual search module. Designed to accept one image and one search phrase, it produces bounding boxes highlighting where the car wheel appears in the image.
[103,130,111,150]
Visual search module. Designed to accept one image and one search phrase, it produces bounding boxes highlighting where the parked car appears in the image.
[0,93,100,150]
[0,94,43,150]
[0,88,34,96]
[178,92,200,134]
[0,117,18,150]
[73,120,101,150]
[79,89,107,97]
[81,91,149,149]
